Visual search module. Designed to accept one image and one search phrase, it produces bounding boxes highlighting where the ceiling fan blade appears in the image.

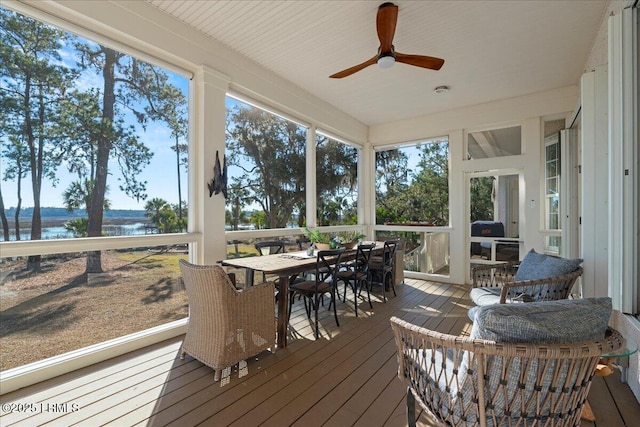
[376,2,398,53]
[329,55,378,78]
[395,52,445,70]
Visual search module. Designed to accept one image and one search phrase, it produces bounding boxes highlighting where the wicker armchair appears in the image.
[471,262,583,305]
[179,260,276,381]
[390,315,623,427]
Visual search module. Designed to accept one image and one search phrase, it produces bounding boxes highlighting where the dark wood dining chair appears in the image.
[336,242,376,316]
[254,240,285,283]
[368,239,399,302]
[288,249,344,339]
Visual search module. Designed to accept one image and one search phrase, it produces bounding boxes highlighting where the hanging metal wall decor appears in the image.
[207,150,227,198]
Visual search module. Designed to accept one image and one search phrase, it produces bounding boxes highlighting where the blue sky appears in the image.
[1,25,191,211]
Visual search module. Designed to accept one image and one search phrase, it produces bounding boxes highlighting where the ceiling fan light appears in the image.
[377,55,395,69]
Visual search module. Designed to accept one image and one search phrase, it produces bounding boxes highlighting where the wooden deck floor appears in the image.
[1,279,638,426]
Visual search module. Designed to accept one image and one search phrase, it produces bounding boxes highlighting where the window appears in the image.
[1,8,189,243]
[225,96,307,230]
[544,132,561,253]
[467,125,521,159]
[374,139,450,277]
[0,6,191,371]
[316,132,358,226]
[225,97,361,230]
[375,139,449,226]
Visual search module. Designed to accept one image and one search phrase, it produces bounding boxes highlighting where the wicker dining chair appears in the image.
[179,260,276,381]
[390,298,623,427]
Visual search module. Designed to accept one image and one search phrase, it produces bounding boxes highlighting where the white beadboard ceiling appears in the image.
[146,0,607,126]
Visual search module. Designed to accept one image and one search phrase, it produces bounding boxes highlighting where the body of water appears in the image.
[6,222,152,241]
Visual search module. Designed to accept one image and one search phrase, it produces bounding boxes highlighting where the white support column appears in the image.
[580,65,609,298]
[560,129,580,259]
[366,143,377,239]
[194,65,230,265]
[449,129,466,285]
[608,8,638,314]
[358,143,375,232]
[306,126,317,227]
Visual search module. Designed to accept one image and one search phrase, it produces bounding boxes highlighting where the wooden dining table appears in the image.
[221,242,383,348]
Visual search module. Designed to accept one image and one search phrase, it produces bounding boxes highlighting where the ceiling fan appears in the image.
[329,2,444,78]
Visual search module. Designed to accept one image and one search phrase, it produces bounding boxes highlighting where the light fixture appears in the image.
[434,85,449,93]
[377,54,395,69]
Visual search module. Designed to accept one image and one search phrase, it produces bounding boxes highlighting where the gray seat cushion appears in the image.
[470,297,612,343]
[465,298,612,424]
[469,287,502,306]
[514,249,582,281]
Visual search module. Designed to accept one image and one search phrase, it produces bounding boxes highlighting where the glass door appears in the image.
[467,170,522,280]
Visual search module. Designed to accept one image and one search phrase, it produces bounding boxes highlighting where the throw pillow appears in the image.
[514,249,582,281]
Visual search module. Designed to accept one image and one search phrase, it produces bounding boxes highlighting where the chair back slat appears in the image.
[315,249,344,288]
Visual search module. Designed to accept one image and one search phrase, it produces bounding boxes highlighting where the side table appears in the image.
[581,333,638,422]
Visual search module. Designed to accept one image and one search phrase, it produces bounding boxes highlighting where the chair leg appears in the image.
[353,280,358,317]
[364,279,373,308]
[387,270,396,297]
[406,386,416,427]
[331,290,340,327]
[304,296,311,318]
[381,273,387,302]
[343,280,348,302]
[314,293,320,339]
[214,369,221,382]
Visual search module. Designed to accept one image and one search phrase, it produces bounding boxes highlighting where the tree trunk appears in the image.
[13,199,21,241]
[0,190,10,241]
[86,47,117,274]
[24,75,42,270]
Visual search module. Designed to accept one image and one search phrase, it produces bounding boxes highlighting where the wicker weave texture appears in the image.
[179,260,276,380]
[390,316,623,427]
[472,263,583,304]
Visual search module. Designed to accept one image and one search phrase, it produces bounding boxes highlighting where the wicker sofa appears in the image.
[391,298,623,427]
[179,260,276,381]
[470,249,583,306]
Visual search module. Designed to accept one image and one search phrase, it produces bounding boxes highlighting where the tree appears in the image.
[0,187,9,241]
[226,105,359,228]
[64,218,88,238]
[72,40,184,272]
[226,106,306,228]
[375,149,409,224]
[407,142,449,225]
[63,179,111,216]
[470,176,494,222]
[144,198,185,233]
[315,136,358,226]
[374,142,450,225]
[0,9,72,267]
[0,135,29,241]
[143,85,188,220]
[226,180,251,231]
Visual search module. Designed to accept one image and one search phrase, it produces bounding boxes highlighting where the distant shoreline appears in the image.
[9,217,152,228]
[2,207,149,229]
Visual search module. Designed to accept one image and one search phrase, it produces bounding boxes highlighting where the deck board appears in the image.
[1,279,637,427]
